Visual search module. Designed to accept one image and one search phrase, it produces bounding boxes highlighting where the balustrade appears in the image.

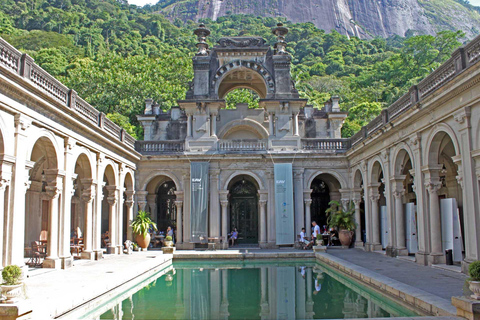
[218,139,267,151]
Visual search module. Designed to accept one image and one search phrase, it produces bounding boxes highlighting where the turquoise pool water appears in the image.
[88,260,418,320]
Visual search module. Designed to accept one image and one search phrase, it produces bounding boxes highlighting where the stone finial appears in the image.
[194,23,210,56]
[145,98,153,115]
[331,96,340,112]
[272,23,289,55]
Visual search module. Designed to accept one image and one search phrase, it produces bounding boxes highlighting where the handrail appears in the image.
[0,37,136,151]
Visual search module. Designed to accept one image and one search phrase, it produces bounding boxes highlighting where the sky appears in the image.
[470,0,480,6]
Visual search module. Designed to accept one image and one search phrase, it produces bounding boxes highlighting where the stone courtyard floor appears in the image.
[8,247,471,319]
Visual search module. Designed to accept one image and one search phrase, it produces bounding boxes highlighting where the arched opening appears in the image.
[224,88,260,109]
[217,67,268,99]
[123,172,134,243]
[353,170,366,245]
[156,181,177,233]
[25,136,59,266]
[145,175,178,235]
[101,165,116,254]
[228,175,259,245]
[70,154,92,258]
[371,161,387,250]
[393,149,418,255]
[310,173,341,233]
[427,131,464,263]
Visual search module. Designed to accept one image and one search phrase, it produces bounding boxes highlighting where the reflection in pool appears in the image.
[96,260,417,320]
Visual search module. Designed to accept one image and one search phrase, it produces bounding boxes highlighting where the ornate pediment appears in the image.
[217,37,267,48]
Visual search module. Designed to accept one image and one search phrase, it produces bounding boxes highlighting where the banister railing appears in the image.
[302,138,350,151]
[135,140,185,153]
[218,139,267,151]
[0,37,136,151]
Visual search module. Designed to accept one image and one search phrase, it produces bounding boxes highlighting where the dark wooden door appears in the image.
[230,180,258,244]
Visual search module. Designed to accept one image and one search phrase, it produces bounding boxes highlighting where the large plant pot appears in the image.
[469,281,480,300]
[164,240,174,248]
[338,230,353,247]
[1,284,23,302]
[136,233,151,249]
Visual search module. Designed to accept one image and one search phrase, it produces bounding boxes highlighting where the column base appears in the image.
[354,241,364,249]
[94,250,103,260]
[428,252,445,265]
[462,258,475,274]
[371,243,383,251]
[395,247,409,256]
[176,243,195,250]
[116,245,122,254]
[386,246,395,257]
[81,251,95,260]
[259,242,268,249]
[107,246,117,254]
[43,257,61,269]
[265,242,279,249]
[60,256,73,269]
[415,251,429,266]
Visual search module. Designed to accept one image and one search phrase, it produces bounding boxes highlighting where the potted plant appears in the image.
[468,260,480,300]
[164,236,174,248]
[326,200,356,247]
[131,211,157,250]
[1,265,23,302]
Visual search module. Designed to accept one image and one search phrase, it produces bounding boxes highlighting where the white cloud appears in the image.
[469,0,480,6]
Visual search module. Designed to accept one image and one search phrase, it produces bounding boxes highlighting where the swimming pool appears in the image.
[78,260,420,319]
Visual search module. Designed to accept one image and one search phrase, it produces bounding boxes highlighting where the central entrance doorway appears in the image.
[229,178,258,244]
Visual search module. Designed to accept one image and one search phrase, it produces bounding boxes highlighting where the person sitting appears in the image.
[166,226,174,243]
[300,228,312,249]
[229,228,238,246]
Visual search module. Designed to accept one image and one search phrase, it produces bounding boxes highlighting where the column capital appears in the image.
[392,189,405,200]
[353,198,362,206]
[370,193,380,203]
[220,200,229,208]
[45,186,61,199]
[425,181,442,194]
[174,200,183,208]
[259,199,267,206]
[303,189,312,199]
[125,200,134,208]
[136,190,149,200]
[107,194,118,206]
[0,178,10,191]
[219,190,229,201]
[304,199,312,206]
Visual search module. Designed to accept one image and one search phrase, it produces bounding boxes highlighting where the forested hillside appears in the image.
[0,0,466,138]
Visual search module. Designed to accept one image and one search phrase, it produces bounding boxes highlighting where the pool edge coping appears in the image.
[315,252,457,317]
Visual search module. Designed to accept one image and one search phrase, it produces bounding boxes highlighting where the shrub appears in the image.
[469,261,480,281]
[131,211,157,238]
[165,236,172,241]
[2,265,22,285]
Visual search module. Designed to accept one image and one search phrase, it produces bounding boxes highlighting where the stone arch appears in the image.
[72,152,93,180]
[223,171,265,190]
[424,124,460,167]
[306,170,347,190]
[102,162,117,186]
[26,130,62,173]
[141,171,182,192]
[123,170,135,192]
[369,157,384,183]
[391,143,415,176]
[217,119,269,140]
[0,114,8,155]
[213,61,275,99]
[353,169,364,189]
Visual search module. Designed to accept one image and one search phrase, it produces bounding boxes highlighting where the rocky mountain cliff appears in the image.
[156,0,480,38]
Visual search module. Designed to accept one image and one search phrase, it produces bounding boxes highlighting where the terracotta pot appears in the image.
[136,233,151,249]
[338,230,353,247]
[1,284,23,301]
[469,281,480,300]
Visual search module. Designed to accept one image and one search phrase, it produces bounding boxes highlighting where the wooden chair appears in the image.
[102,232,110,248]
[39,230,48,246]
[30,241,46,267]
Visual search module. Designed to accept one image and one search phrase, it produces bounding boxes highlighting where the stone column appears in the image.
[93,177,105,260]
[268,112,274,136]
[175,200,183,244]
[425,172,444,264]
[146,194,157,222]
[182,173,191,243]
[187,114,193,137]
[81,179,95,259]
[293,169,304,237]
[210,113,217,137]
[392,177,407,256]
[136,191,148,212]
[259,199,267,247]
[303,191,312,238]
[293,112,299,136]
[106,186,118,254]
[369,188,381,251]
[220,199,229,249]
[125,191,135,241]
[209,169,220,238]
[353,197,363,247]
[267,170,276,246]
[59,138,75,269]
[43,185,61,269]
[0,178,10,268]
